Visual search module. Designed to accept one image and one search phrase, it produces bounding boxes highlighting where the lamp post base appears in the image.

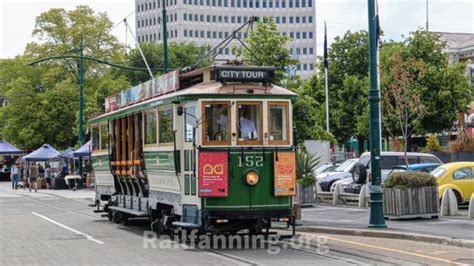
[369,186,387,228]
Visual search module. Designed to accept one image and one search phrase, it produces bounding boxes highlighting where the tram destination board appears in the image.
[215,66,275,84]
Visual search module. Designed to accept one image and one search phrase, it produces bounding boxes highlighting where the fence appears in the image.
[296,183,370,207]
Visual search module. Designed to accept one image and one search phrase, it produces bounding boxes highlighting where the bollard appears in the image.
[316,183,323,193]
[358,184,370,208]
[469,193,474,219]
[440,188,459,216]
[332,183,343,205]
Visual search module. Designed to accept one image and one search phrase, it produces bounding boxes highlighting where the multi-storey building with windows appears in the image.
[135,0,316,79]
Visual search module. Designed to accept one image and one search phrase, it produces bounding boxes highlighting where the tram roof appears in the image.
[91,74,296,124]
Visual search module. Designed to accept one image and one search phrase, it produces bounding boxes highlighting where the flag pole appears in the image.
[324,21,329,133]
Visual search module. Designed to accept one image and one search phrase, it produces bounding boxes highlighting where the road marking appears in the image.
[32,212,104,245]
[326,236,468,266]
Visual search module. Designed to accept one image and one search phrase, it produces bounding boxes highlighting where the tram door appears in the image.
[181,105,199,202]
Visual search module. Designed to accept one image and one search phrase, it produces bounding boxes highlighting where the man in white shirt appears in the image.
[239,111,257,140]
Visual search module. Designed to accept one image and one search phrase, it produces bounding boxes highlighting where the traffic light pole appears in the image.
[367,0,387,228]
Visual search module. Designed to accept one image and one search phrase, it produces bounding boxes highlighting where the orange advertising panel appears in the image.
[274,152,297,196]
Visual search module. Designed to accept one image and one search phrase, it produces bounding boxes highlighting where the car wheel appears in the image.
[453,190,463,206]
[352,163,367,184]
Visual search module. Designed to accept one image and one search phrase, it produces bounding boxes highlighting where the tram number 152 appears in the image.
[238,155,264,167]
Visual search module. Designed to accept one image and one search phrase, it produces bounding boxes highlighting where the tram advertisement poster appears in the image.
[198,152,228,197]
[274,152,297,196]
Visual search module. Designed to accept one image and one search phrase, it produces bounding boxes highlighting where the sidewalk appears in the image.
[0,181,95,200]
[300,205,474,241]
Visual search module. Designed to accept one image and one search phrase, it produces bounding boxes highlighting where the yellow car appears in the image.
[431,162,474,204]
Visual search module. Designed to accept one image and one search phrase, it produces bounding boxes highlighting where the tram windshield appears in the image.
[204,102,230,144]
[237,102,261,144]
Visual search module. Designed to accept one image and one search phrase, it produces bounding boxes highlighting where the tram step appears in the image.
[171,221,201,229]
[108,206,148,217]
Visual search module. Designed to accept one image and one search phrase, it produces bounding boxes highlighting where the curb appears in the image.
[297,226,474,249]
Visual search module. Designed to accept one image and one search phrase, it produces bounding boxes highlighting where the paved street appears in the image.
[0,184,473,265]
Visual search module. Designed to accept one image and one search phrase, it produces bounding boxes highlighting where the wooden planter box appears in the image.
[384,186,439,219]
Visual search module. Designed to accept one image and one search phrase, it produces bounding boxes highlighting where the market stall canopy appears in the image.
[0,140,23,155]
[60,147,75,159]
[74,140,91,158]
[22,144,62,161]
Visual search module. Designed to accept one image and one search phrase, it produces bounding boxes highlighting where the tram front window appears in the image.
[92,126,100,150]
[185,107,196,142]
[269,102,289,145]
[237,103,261,144]
[204,102,230,144]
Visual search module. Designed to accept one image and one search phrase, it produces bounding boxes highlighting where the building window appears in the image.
[231,0,235,7]
[309,47,314,54]
[276,0,279,7]
[224,0,228,6]
[200,14,204,21]
[276,17,280,24]
[231,16,235,23]
[309,31,313,39]
[213,15,216,22]
[295,0,299,7]
[200,30,204,38]
[295,16,300,23]
[296,48,300,54]
[207,31,211,38]
[224,16,228,23]
[303,63,307,71]
[302,32,307,39]
[282,16,286,23]
[302,16,306,23]
[195,30,199,37]
[269,0,273,8]
[207,15,211,22]
[262,0,266,7]
[243,0,247,7]
[237,0,241,7]
[308,0,312,7]
[213,31,217,38]
[282,0,285,7]
[218,16,222,22]
[184,29,188,37]
[290,32,294,39]
[303,48,307,54]
[289,0,293,7]
[308,16,313,23]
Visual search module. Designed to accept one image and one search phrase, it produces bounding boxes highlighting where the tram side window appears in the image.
[268,102,289,144]
[159,108,174,144]
[203,102,230,144]
[185,107,196,142]
[92,126,100,151]
[237,102,262,144]
[100,124,109,150]
[145,111,157,144]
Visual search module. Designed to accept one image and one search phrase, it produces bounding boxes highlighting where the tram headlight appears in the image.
[245,170,260,186]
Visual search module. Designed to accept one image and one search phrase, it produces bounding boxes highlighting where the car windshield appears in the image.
[335,160,355,172]
[431,168,447,178]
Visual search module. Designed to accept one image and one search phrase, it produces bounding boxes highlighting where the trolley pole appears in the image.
[162,0,168,72]
[367,0,387,228]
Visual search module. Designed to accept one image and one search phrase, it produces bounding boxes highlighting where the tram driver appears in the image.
[238,107,258,141]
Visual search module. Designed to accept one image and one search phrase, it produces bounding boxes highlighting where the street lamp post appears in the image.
[70,44,84,147]
[367,0,387,228]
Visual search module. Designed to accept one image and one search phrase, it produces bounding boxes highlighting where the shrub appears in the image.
[421,134,444,152]
[296,149,319,187]
[383,172,437,189]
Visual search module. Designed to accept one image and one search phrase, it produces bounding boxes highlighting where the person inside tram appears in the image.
[238,107,257,140]
[211,104,228,141]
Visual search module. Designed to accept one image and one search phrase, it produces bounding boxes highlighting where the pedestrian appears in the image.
[28,162,38,192]
[11,162,19,190]
[44,163,52,189]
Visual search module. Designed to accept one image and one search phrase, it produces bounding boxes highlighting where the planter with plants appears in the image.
[296,149,319,205]
[383,172,439,219]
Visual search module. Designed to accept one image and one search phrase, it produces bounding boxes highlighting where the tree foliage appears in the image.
[0,6,130,150]
[236,18,298,85]
[122,42,213,85]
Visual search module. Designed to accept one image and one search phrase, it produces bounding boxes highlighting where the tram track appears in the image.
[16,191,403,265]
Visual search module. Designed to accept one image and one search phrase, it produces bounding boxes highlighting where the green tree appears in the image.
[0,6,130,150]
[123,42,213,85]
[236,18,298,85]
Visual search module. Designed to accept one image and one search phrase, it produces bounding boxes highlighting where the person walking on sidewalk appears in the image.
[28,162,38,192]
[10,162,19,190]
[44,163,52,189]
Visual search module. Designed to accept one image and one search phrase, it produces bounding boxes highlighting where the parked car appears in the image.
[314,163,339,176]
[431,162,474,204]
[343,152,443,193]
[386,163,442,177]
[316,158,358,191]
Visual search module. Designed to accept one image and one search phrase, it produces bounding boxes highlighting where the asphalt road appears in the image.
[1,187,473,265]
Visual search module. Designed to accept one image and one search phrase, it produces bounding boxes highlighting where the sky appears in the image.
[0,0,473,59]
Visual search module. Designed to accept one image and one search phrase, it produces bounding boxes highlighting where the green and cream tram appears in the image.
[90,64,297,234]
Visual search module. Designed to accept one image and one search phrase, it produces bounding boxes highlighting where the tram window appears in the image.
[145,111,157,144]
[203,102,230,145]
[92,126,100,151]
[237,102,262,144]
[185,107,196,142]
[268,102,289,145]
[159,108,174,144]
[100,124,109,150]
